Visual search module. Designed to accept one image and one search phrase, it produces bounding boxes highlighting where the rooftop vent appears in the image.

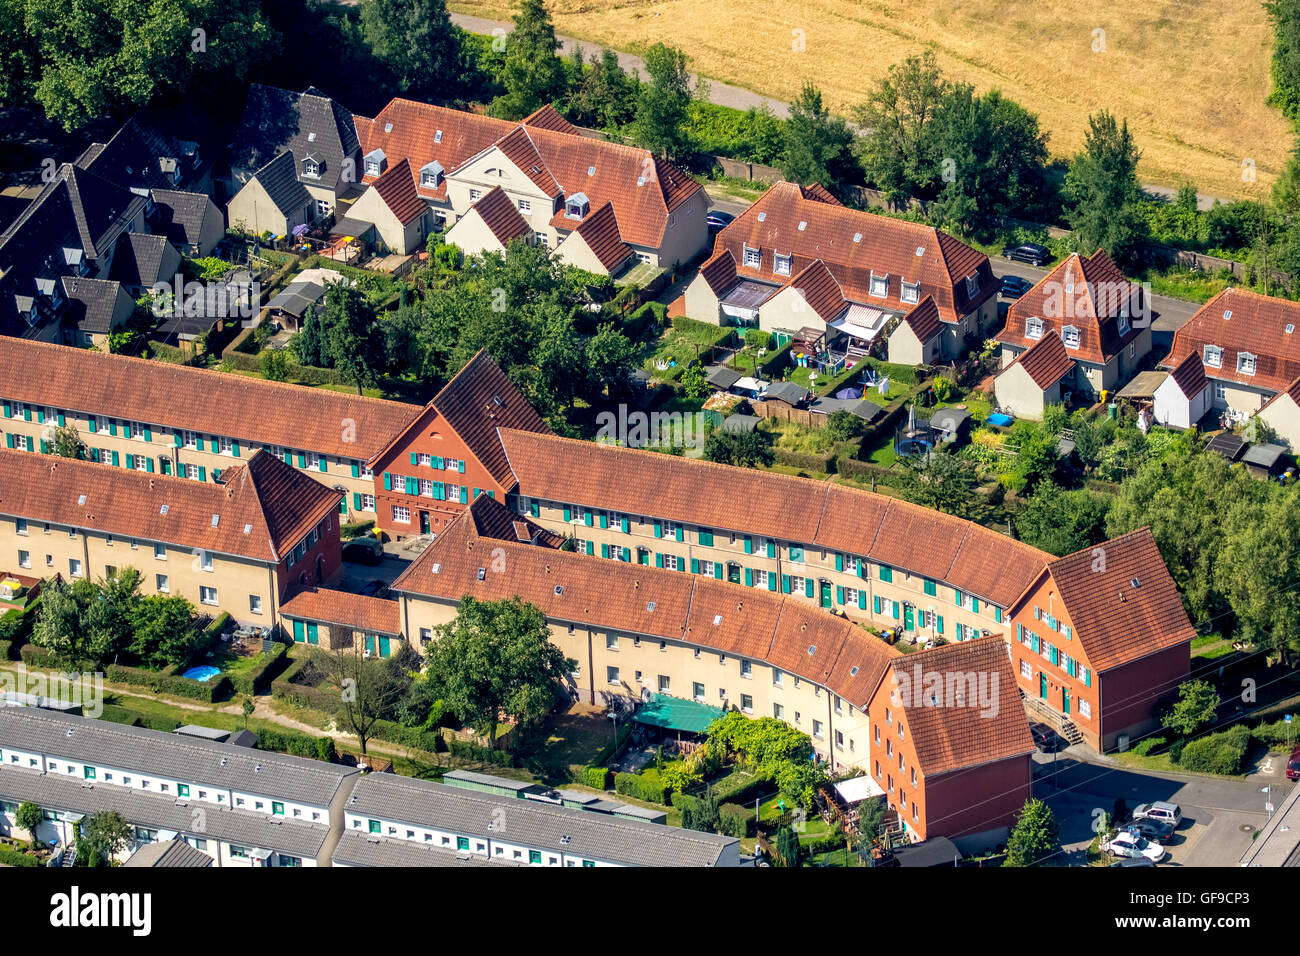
[1288,324,1295,334]
[492,395,504,407]
[434,129,443,143]
[853,233,862,243]
[243,524,252,534]
[308,132,316,142]
[554,585,564,596]
[1130,577,1141,589]
[636,176,645,187]
[384,123,393,133]
[254,764,262,772]
[66,729,74,737]
[560,835,571,845]
[220,757,227,766]
[160,505,169,515]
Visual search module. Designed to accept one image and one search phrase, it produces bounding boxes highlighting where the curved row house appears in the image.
[1160,287,1300,445]
[0,338,421,522]
[993,251,1152,417]
[682,181,999,365]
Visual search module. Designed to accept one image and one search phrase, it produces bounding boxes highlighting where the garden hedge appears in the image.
[227,642,289,696]
[772,447,837,474]
[448,738,513,766]
[584,766,610,790]
[0,846,40,867]
[103,662,231,704]
[1178,725,1252,775]
[718,802,753,838]
[257,727,326,760]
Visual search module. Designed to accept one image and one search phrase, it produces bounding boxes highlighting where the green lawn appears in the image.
[640,319,735,381]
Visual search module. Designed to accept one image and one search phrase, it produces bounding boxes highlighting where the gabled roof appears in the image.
[497,429,1052,609]
[232,84,360,193]
[522,103,581,134]
[1259,375,1300,415]
[900,295,943,343]
[1167,351,1209,399]
[699,249,739,293]
[0,449,339,564]
[368,349,549,487]
[884,637,1035,777]
[280,588,402,636]
[1165,287,1300,394]
[59,276,133,333]
[788,259,846,320]
[997,251,1146,364]
[368,157,427,225]
[392,496,901,709]
[75,110,201,193]
[567,201,633,271]
[123,839,215,868]
[494,126,563,197]
[463,186,532,247]
[246,150,312,217]
[109,232,182,288]
[708,181,995,324]
[1029,527,1196,673]
[0,338,421,460]
[149,190,221,249]
[999,331,1074,389]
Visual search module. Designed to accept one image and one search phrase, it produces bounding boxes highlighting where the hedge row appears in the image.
[227,642,289,697]
[623,302,666,341]
[835,455,904,487]
[98,704,180,733]
[257,727,334,761]
[368,718,442,754]
[0,639,15,662]
[772,447,837,474]
[0,846,40,867]
[718,802,753,838]
[219,350,349,386]
[583,766,610,790]
[271,653,344,715]
[706,770,771,807]
[17,644,60,669]
[615,769,668,805]
[448,738,513,766]
[758,342,793,378]
[103,662,232,704]
[1179,725,1252,775]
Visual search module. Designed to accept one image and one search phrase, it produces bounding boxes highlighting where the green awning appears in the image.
[632,694,725,735]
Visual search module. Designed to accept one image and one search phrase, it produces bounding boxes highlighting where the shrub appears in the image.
[369,719,442,754]
[614,772,643,801]
[1178,726,1251,775]
[103,662,231,704]
[256,727,322,759]
[718,802,752,838]
[18,644,61,669]
[1131,736,1165,757]
[1168,738,1185,764]
[448,738,513,766]
[227,642,289,697]
[0,845,39,867]
[772,447,836,473]
[743,329,772,351]
[639,773,667,806]
[341,520,376,540]
[584,766,610,790]
[1251,718,1298,748]
[99,704,144,727]
[316,737,338,763]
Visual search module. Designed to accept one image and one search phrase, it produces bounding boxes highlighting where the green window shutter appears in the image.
[36,409,44,424]
[873,596,882,614]
[1084,668,1091,687]
[620,517,629,533]
[699,530,713,546]
[351,462,360,477]
[145,458,154,473]
[383,472,392,491]
[744,536,753,554]
[283,451,292,464]
[767,574,777,592]
[172,431,180,446]
[936,615,944,634]
[160,458,171,476]
[194,436,202,451]
[835,553,844,572]
[459,486,468,504]
[0,402,9,418]
[353,493,362,510]
[25,436,33,452]
[530,501,540,517]
[39,440,48,455]
[972,598,980,614]
[836,586,844,605]
[57,413,66,428]
[858,590,867,610]
[924,579,936,597]
[781,575,791,594]
[599,512,609,529]
[319,457,328,472]
[379,637,391,656]
[292,620,305,642]
[675,526,684,542]
[142,425,150,442]
[714,563,723,580]
[406,477,418,495]
[954,589,962,604]
[1050,646,1059,666]
[1031,635,1040,653]
[89,418,98,433]
[364,634,374,654]
[458,460,466,474]
[656,552,664,568]
[601,543,610,559]
[1065,625,1072,640]
[995,607,1003,624]
[111,450,120,467]
[584,510,593,527]
[585,541,594,556]
[857,561,865,580]
[4,434,12,449]
[690,558,700,574]
[563,505,572,521]
[23,407,32,422]
[198,466,206,482]
[892,602,900,621]
[410,452,418,466]
[439,482,449,501]
[766,540,775,558]
[653,521,662,538]
[1016,623,1023,642]
[805,578,814,598]
[745,568,754,587]
[297,453,307,468]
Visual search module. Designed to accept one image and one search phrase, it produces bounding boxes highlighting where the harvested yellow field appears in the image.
[452,0,1291,199]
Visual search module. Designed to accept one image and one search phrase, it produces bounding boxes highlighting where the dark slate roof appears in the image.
[344,773,736,867]
[0,707,357,809]
[149,190,220,250]
[232,84,361,193]
[267,280,326,317]
[248,150,313,218]
[706,365,742,389]
[765,381,811,405]
[332,829,518,867]
[1243,443,1287,468]
[109,233,182,288]
[1206,431,1246,460]
[60,276,131,333]
[76,111,203,193]
[123,839,215,868]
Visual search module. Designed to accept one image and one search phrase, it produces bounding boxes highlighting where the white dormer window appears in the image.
[901,280,920,304]
[565,192,590,219]
[363,149,387,177]
[419,161,444,188]
[869,272,888,298]
[302,158,319,179]
[1203,345,1223,368]
[1026,317,1044,340]
[965,274,980,297]
[1062,325,1080,349]
[774,253,792,277]
[743,245,761,269]
[1238,351,1257,376]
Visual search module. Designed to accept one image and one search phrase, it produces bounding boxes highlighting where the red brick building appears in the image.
[1006,528,1194,751]
[367,351,548,537]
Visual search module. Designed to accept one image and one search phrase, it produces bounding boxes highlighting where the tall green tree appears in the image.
[323,283,384,395]
[322,644,409,756]
[781,81,853,190]
[359,0,464,98]
[129,595,197,669]
[630,42,699,160]
[30,577,83,662]
[75,811,132,867]
[1216,487,1300,664]
[425,596,574,748]
[50,424,87,460]
[896,449,980,517]
[1004,798,1059,867]
[1063,111,1148,264]
[490,0,564,119]
[15,802,42,849]
[565,48,639,130]
[853,52,949,206]
[1162,679,1220,736]
[1267,0,1300,123]
[82,568,142,665]
[1014,485,1110,557]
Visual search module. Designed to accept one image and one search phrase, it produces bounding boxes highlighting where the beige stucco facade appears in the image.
[994,362,1060,421]
[887,322,940,366]
[227,178,313,237]
[444,209,515,258]
[1257,392,1300,447]
[346,187,433,255]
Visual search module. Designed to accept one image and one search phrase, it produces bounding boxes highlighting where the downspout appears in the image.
[586,627,595,705]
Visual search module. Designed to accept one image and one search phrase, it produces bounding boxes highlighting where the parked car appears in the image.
[1109,856,1156,867]
[1105,830,1166,863]
[1287,746,1300,781]
[999,275,1033,299]
[1002,243,1051,266]
[342,536,384,565]
[1029,722,1066,753]
[707,210,736,232]
[358,579,389,598]
[1127,819,1176,845]
[1132,801,1182,828]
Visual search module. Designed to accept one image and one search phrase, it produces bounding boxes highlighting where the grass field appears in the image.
[453,0,1290,199]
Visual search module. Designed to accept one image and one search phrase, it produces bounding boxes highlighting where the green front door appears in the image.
[820,581,833,608]
[292,620,305,643]
[728,564,741,585]
[1040,673,1048,699]
[306,622,319,645]
[1062,687,1071,715]
[903,605,915,631]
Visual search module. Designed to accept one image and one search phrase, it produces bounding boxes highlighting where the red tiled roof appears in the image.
[1165,287,1300,394]
[886,637,1035,776]
[1000,331,1074,389]
[0,338,420,461]
[1167,351,1208,398]
[0,449,339,563]
[1030,527,1195,673]
[698,250,738,293]
[369,158,426,225]
[522,104,580,135]
[498,429,1052,609]
[709,181,996,325]
[494,126,563,197]
[569,201,633,271]
[997,251,1146,364]
[280,587,401,635]
[799,182,841,205]
[466,186,532,247]
[901,296,942,343]
[393,496,900,707]
[1259,375,1300,414]
[788,259,846,320]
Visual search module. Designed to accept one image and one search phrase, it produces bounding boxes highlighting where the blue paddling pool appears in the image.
[988,413,1014,427]
[182,665,222,682]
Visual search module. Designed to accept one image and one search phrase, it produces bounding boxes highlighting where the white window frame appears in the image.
[743,245,761,269]
[518,199,531,214]
[900,280,920,305]
[869,272,888,298]
[199,586,218,606]
[156,574,169,593]
[1237,351,1257,376]
[773,252,792,277]
[1062,325,1080,349]
[1026,317,1044,340]
[393,506,411,524]
[1203,345,1223,369]
[361,494,376,512]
